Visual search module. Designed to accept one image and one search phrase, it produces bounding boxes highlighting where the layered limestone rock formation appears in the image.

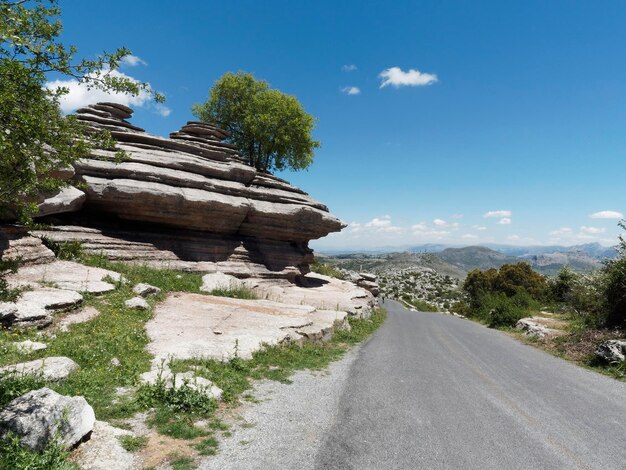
[35,102,344,279]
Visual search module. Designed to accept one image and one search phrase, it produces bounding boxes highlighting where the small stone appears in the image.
[14,340,47,353]
[132,283,161,297]
[0,356,79,381]
[110,357,121,367]
[0,388,95,451]
[124,297,149,310]
[213,330,223,335]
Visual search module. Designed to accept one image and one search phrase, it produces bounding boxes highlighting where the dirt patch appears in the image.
[137,431,198,469]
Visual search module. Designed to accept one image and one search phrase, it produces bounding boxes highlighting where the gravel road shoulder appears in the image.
[199,346,362,470]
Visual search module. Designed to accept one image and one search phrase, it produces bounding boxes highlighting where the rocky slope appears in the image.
[32,102,344,280]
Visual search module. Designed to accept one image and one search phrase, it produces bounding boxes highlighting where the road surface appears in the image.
[202,300,626,470]
[315,300,626,470]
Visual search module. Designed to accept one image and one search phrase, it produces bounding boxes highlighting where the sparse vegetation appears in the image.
[379,269,462,312]
[0,248,387,466]
[0,258,21,302]
[0,433,76,470]
[118,435,148,452]
[310,259,344,279]
[207,286,258,300]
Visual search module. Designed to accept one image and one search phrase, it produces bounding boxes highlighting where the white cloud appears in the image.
[155,103,172,117]
[549,226,613,244]
[498,218,512,225]
[473,225,487,231]
[580,226,606,235]
[484,210,512,218]
[549,227,573,236]
[341,64,357,72]
[379,67,438,88]
[350,215,404,234]
[590,210,623,219]
[431,218,460,229]
[341,86,361,95]
[462,234,478,240]
[46,69,152,114]
[450,214,464,219]
[411,222,450,238]
[120,55,147,67]
[508,235,520,241]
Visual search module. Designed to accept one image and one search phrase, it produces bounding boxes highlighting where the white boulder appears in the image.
[0,388,95,451]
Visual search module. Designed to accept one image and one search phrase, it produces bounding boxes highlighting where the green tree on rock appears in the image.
[192,71,320,173]
[0,0,162,222]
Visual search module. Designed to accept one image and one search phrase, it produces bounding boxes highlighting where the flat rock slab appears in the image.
[14,340,47,353]
[37,185,86,217]
[0,388,94,451]
[146,293,348,362]
[57,306,101,332]
[0,356,79,381]
[245,273,376,318]
[18,288,83,311]
[7,260,122,294]
[72,420,138,470]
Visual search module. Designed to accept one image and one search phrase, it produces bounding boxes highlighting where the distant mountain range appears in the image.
[321,242,618,279]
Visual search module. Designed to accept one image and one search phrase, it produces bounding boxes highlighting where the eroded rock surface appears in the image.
[0,356,79,381]
[0,226,55,266]
[515,317,565,339]
[243,273,376,318]
[145,293,349,362]
[0,388,94,451]
[7,260,122,294]
[33,102,344,280]
[72,420,139,470]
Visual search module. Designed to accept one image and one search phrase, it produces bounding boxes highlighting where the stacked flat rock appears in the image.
[75,103,145,133]
[32,102,345,280]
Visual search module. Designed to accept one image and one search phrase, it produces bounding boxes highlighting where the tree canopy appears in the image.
[192,71,319,173]
[0,0,161,222]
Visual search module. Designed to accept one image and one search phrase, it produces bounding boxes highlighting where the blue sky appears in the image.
[54,0,625,250]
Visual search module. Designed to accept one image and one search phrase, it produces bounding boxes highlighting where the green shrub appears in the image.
[603,256,626,327]
[40,238,83,261]
[137,375,216,416]
[488,300,526,328]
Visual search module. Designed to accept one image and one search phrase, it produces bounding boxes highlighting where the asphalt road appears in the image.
[315,300,626,470]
